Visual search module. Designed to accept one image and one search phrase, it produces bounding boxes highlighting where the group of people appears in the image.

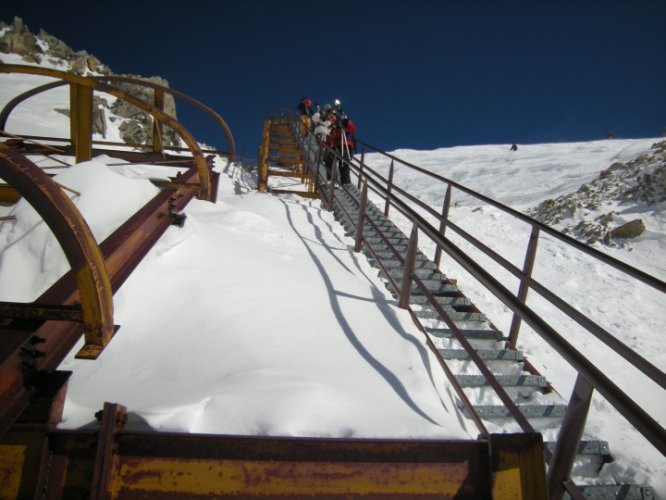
[297,97,356,186]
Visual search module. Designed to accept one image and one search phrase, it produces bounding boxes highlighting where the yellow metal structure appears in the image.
[257,115,317,197]
[0,400,548,499]
[0,64,214,201]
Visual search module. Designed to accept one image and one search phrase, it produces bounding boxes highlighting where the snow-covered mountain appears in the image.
[1,18,665,497]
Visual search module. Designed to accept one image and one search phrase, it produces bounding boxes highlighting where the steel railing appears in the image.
[278,108,665,498]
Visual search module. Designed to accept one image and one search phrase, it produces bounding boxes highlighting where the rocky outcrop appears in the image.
[0,17,42,63]
[1,16,179,146]
[528,141,666,246]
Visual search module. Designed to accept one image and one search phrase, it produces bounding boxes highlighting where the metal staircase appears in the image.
[257,115,317,197]
[325,168,658,499]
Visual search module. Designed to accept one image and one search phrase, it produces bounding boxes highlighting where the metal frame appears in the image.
[0,64,217,201]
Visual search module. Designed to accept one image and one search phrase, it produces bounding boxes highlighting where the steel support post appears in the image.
[507,226,540,349]
[399,225,419,309]
[354,181,368,253]
[434,184,452,269]
[70,83,93,163]
[356,147,365,189]
[547,374,594,499]
[90,403,127,499]
[152,88,165,153]
[384,159,394,217]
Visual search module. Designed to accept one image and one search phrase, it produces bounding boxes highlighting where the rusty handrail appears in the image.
[356,139,666,294]
[289,122,665,497]
[355,152,666,453]
[0,64,215,201]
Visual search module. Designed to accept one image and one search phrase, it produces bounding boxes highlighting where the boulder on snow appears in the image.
[611,219,646,239]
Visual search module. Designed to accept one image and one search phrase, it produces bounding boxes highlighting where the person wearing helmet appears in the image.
[324,103,356,186]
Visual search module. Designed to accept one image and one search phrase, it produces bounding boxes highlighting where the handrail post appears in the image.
[326,152,338,211]
[384,159,395,217]
[70,83,93,163]
[548,374,594,499]
[354,180,368,253]
[507,225,540,349]
[314,144,323,194]
[152,87,165,153]
[399,224,419,309]
[357,146,365,189]
[434,184,452,269]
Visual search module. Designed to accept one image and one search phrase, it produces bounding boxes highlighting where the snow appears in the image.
[1,60,665,495]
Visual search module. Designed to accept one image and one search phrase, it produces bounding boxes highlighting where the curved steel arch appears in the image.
[0,64,214,201]
[0,79,66,134]
[0,75,235,163]
[0,147,115,359]
[91,75,235,162]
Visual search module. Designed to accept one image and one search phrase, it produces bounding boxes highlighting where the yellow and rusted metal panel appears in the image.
[491,433,548,499]
[1,407,549,499]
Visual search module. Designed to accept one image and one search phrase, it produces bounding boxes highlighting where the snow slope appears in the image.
[1,58,664,494]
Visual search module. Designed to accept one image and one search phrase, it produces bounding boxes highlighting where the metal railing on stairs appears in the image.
[282,108,666,499]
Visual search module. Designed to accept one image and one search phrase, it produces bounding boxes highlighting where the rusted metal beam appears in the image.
[0,424,550,498]
[70,83,93,163]
[0,148,115,359]
[0,161,202,437]
[0,302,83,322]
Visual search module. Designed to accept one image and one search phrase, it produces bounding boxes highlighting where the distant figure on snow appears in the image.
[510,143,518,151]
[606,129,614,139]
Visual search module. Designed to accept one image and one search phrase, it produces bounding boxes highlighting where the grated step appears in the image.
[440,348,524,361]
[417,308,486,322]
[575,484,654,499]
[381,267,449,282]
[464,404,568,419]
[410,283,461,296]
[455,374,548,388]
[544,440,612,459]
[426,328,504,340]
[373,258,437,271]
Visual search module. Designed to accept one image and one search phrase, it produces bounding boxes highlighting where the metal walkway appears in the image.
[331,183,654,499]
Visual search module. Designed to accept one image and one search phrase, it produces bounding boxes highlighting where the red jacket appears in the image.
[326,119,356,150]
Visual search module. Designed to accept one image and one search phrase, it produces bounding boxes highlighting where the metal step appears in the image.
[417,308,486,322]
[409,282,461,296]
[456,374,548,388]
[440,348,524,361]
[380,266,449,282]
[544,440,612,459]
[426,328,504,341]
[464,404,568,419]
[372,258,437,271]
[575,484,655,499]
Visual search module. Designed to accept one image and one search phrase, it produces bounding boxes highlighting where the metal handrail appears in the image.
[356,139,666,294]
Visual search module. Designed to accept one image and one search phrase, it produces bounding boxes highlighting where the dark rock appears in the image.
[611,219,646,239]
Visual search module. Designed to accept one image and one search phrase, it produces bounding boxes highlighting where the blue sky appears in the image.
[3,1,665,162]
